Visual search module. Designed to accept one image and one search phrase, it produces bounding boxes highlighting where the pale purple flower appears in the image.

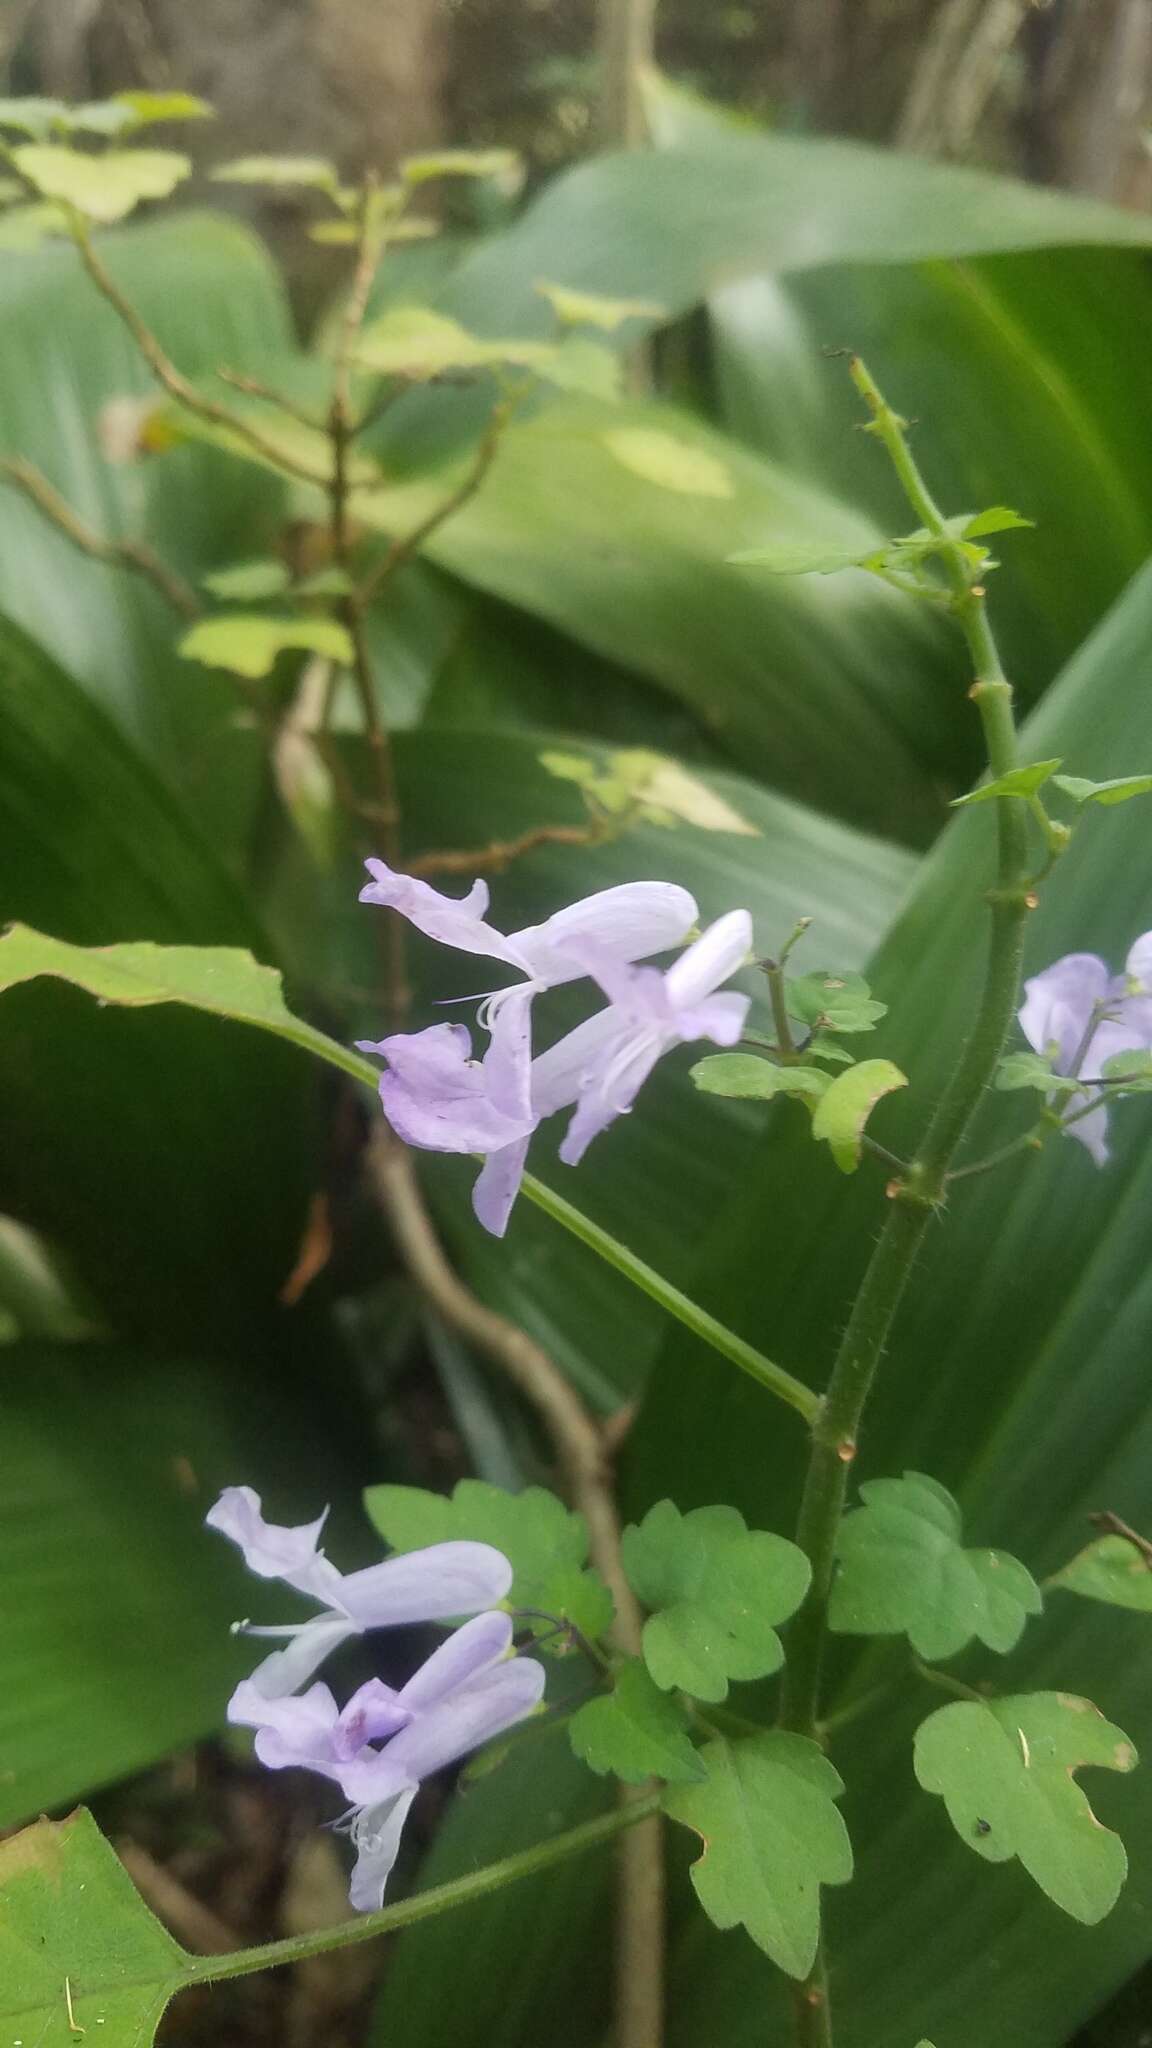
[229,1612,545,1911]
[358,859,697,1111]
[531,908,753,1165]
[207,1487,513,1697]
[1019,931,1152,1164]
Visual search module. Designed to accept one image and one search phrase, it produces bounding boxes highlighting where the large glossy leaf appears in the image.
[622,560,1152,2046]
[0,210,290,851]
[0,613,312,1354]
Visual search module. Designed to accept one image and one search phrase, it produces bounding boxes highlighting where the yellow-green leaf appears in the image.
[353,305,554,380]
[12,144,190,222]
[811,1057,908,1171]
[178,614,353,679]
[535,281,667,330]
[1049,1532,1152,1612]
[210,154,338,191]
[401,148,521,186]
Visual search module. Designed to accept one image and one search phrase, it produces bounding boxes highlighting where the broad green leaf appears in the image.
[913,1694,1136,1923]
[664,1734,852,1978]
[0,1808,193,2044]
[568,1659,705,1783]
[354,305,553,379]
[691,1055,830,1102]
[994,1050,1080,1094]
[621,1500,809,1701]
[201,557,291,600]
[829,1471,1042,1659]
[12,144,190,222]
[211,153,338,190]
[365,1480,614,1649]
[535,281,666,330]
[952,759,1062,806]
[1049,1534,1152,1612]
[401,148,521,185]
[177,613,353,677]
[602,426,732,499]
[1052,772,1152,806]
[810,1057,908,1172]
[785,969,887,1033]
[0,97,70,136]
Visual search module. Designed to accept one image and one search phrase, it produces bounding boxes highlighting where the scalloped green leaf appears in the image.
[365,1479,614,1651]
[177,614,352,678]
[913,1693,1136,1923]
[621,1500,809,1702]
[1049,1533,1152,1612]
[785,970,886,1034]
[952,759,1062,807]
[829,1471,1042,1659]
[994,1049,1081,1094]
[664,1733,852,1978]
[810,1057,908,1172]
[568,1659,705,1784]
[11,144,190,222]
[691,1055,830,1102]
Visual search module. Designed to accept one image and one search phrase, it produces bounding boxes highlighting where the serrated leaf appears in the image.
[913,1693,1137,1923]
[829,1471,1042,1658]
[952,759,1062,806]
[811,1057,908,1172]
[401,148,521,185]
[12,144,190,222]
[1049,1533,1152,1611]
[0,1807,195,2043]
[785,970,887,1033]
[603,427,733,498]
[569,1659,705,1784]
[535,281,666,330]
[621,1500,809,1702]
[1052,771,1152,806]
[364,1479,614,1652]
[353,305,554,380]
[994,1049,1080,1094]
[664,1734,852,1978]
[201,558,291,601]
[210,153,338,190]
[962,506,1035,539]
[177,614,352,678]
[691,1055,830,1102]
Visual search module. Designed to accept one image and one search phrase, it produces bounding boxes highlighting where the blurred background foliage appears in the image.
[2,2,1152,2046]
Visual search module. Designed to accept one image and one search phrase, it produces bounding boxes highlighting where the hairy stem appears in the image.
[778,363,1036,2045]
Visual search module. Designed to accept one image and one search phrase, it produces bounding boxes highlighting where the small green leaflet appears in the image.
[914,1693,1136,1924]
[535,281,666,331]
[621,1500,809,1702]
[994,1050,1080,1095]
[785,970,886,1034]
[201,559,292,601]
[1052,772,1152,806]
[1049,1532,1152,1612]
[0,1808,195,2045]
[539,745,758,834]
[353,306,554,380]
[569,1659,705,1784]
[365,1479,614,1650]
[829,1471,1041,1659]
[811,1058,908,1173]
[211,154,339,190]
[691,1054,830,1102]
[11,144,191,221]
[952,759,1062,806]
[602,428,733,500]
[728,539,879,576]
[728,509,1030,578]
[178,615,353,678]
[960,506,1034,539]
[664,1734,852,1978]
[1101,1051,1152,1092]
[400,147,521,185]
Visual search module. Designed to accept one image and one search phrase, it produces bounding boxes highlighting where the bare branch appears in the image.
[0,455,201,618]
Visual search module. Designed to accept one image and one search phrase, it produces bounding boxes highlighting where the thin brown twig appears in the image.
[409,823,600,876]
[67,216,331,486]
[1089,1509,1152,1568]
[370,1132,665,2048]
[217,367,325,431]
[0,455,201,618]
[356,399,512,612]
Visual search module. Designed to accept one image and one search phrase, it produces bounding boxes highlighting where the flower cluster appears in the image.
[1019,930,1152,1163]
[357,860,753,1233]
[208,1488,543,1910]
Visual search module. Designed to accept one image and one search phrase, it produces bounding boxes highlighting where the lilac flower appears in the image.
[207,1487,513,1698]
[229,1612,545,1911]
[1019,931,1152,1164]
[358,859,697,1109]
[531,908,753,1165]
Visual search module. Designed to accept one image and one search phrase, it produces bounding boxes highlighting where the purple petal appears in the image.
[472,1135,531,1237]
[367,1024,535,1155]
[558,1030,665,1167]
[397,1612,515,1713]
[483,986,535,1122]
[359,860,522,968]
[334,1679,412,1759]
[242,1614,359,1699]
[663,909,752,1008]
[675,989,751,1048]
[1126,931,1152,995]
[530,1008,628,1120]
[338,1540,513,1628]
[227,1680,350,1778]
[339,1658,545,1803]
[509,882,696,987]
[1018,953,1110,1071]
[205,1487,345,1606]
[348,1785,419,1911]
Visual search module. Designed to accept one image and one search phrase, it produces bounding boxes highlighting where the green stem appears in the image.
[192,1792,662,1986]
[520,1169,819,1424]
[778,362,1037,2047]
